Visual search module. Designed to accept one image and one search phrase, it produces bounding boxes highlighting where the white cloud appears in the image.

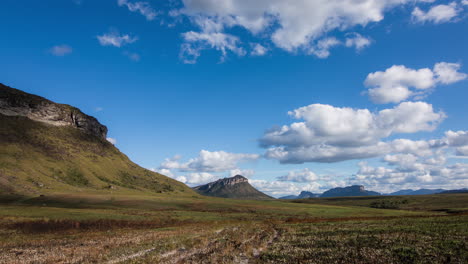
[412,2,461,24]
[277,168,318,182]
[261,101,445,163]
[365,62,467,104]
[106,137,117,145]
[159,150,260,172]
[249,179,301,197]
[308,37,341,59]
[97,31,138,48]
[178,172,218,185]
[118,0,157,21]
[180,31,245,63]
[433,62,468,84]
[251,43,268,56]
[49,45,73,56]
[229,168,255,178]
[353,156,468,193]
[439,130,468,156]
[463,0,468,5]
[175,0,434,60]
[345,33,372,51]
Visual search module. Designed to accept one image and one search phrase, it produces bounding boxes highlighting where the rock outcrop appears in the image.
[193,175,273,200]
[0,83,107,140]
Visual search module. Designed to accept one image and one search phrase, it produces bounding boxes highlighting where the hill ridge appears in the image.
[0,83,194,196]
[193,175,273,200]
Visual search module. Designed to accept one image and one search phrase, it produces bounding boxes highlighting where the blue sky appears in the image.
[2,0,468,196]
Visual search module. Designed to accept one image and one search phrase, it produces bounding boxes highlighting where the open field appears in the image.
[0,193,467,263]
[291,193,468,213]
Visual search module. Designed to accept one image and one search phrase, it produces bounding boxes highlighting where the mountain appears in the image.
[320,185,380,198]
[387,189,415,196]
[437,188,468,194]
[279,191,320,199]
[192,175,273,200]
[388,189,446,196]
[279,195,298,199]
[298,191,320,199]
[0,83,194,196]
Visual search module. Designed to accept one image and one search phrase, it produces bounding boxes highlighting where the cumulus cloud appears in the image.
[49,45,73,56]
[261,101,445,163]
[159,150,260,172]
[250,43,268,56]
[353,157,468,193]
[277,168,318,182]
[345,33,372,51]
[153,168,175,178]
[436,130,468,156]
[433,62,468,84]
[176,172,218,185]
[180,31,245,63]
[249,179,301,197]
[97,30,138,47]
[349,129,468,192]
[308,37,341,59]
[365,62,467,104]
[229,168,255,178]
[118,0,157,21]
[174,0,431,60]
[106,137,117,145]
[412,2,461,24]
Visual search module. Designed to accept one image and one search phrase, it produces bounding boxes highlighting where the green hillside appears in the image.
[0,89,194,196]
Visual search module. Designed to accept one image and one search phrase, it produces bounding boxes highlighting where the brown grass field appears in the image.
[0,193,467,263]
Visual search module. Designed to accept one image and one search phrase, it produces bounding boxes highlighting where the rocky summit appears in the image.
[0,83,192,196]
[0,83,107,140]
[193,175,273,200]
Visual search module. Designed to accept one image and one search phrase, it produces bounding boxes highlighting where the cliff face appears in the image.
[0,83,195,196]
[0,83,107,140]
[193,175,273,200]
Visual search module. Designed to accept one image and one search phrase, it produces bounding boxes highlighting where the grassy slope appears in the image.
[0,114,194,196]
[291,193,468,212]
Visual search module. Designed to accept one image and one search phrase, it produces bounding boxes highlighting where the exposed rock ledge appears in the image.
[0,83,107,140]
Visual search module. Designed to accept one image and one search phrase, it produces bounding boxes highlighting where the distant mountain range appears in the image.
[279,191,319,199]
[193,175,273,200]
[279,186,467,199]
[387,189,446,196]
[321,185,380,198]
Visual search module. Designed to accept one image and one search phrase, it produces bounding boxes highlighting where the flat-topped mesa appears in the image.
[192,175,273,200]
[0,83,107,140]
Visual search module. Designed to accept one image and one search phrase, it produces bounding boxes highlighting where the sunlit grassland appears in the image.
[2,193,467,263]
[259,216,468,264]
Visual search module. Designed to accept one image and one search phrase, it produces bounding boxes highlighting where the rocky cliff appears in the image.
[0,83,107,140]
[0,83,194,196]
[193,175,273,200]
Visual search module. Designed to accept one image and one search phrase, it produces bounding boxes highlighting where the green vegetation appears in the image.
[1,88,467,263]
[260,216,468,264]
[0,114,193,196]
[292,193,468,213]
[0,193,466,263]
